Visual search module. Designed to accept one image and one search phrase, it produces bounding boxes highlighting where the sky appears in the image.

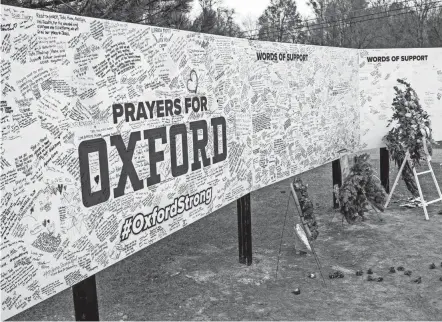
[190,0,314,27]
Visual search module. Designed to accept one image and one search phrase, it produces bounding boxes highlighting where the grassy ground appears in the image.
[9,148,442,321]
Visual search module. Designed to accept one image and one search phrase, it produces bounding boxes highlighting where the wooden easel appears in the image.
[289,182,327,287]
[384,130,442,220]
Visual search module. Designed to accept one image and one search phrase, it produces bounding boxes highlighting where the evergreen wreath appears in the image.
[292,177,319,240]
[383,79,434,197]
[338,154,387,224]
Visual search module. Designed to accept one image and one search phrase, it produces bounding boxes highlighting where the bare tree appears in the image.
[241,14,259,39]
[191,0,241,36]
[257,0,304,42]
[427,6,442,46]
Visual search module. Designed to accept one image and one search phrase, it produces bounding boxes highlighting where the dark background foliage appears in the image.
[2,0,441,47]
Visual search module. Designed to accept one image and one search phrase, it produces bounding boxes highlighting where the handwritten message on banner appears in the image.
[359,48,442,149]
[0,6,361,319]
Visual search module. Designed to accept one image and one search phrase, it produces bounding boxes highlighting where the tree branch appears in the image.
[28,0,77,8]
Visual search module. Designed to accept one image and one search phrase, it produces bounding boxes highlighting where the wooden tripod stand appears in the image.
[384,131,442,220]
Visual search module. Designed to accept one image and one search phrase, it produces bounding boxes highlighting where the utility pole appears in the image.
[279,10,285,42]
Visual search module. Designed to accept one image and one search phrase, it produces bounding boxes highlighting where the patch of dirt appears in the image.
[10,157,442,321]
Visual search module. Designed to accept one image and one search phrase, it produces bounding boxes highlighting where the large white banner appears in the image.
[246,42,360,190]
[359,48,442,149]
[0,5,360,319]
[2,4,442,320]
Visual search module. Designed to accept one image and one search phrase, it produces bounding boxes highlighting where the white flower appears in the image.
[390,119,399,129]
[405,113,411,117]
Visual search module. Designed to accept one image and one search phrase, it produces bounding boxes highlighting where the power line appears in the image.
[254,4,441,42]
[240,0,417,36]
[245,0,442,40]
[18,0,441,43]
[305,4,442,33]
[246,0,442,39]
[248,3,442,43]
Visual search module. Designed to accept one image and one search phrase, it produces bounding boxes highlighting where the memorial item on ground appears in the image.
[294,224,312,252]
[292,178,319,240]
[413,276,422,284]
[338,154,387,223]
[383,79,435,197]
[399,197,422,208]
[329,271,344,279]
[292,288,301,295]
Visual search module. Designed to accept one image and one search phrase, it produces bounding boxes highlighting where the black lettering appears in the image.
[79,138,110,207]
[174,98,181,115]
[157,100,164,117]
[211,117,227,164]
[144,127,167,186]
[185,98,191,113]
[165,99,173,117]
[201,96,207,111]
[170,124,189,177]
[112,104,123,124]
[190,120,211,171]
[124,103,136,122]
[136,102,147,121]
[111,132,144,198]
[192,97,200,112]
[145,101,155,118]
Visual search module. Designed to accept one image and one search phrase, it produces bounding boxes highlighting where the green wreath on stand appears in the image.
[338,154,387,224]
[292,178,319,240]
[383,79,434,197]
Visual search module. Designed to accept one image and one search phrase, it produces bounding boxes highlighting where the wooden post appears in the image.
[72,275,99,321]
[380,147,390,193]
[332,159,342,209]
[237,193,252,266]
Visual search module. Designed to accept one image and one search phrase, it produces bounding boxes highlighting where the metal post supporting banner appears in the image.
[72,275,100,321]
[332,159,342,209]
[380,147,390,193]
[237,193,252,266]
